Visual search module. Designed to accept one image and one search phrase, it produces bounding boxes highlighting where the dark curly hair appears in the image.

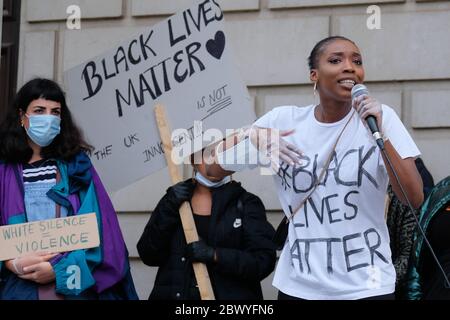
[308,36,357,70]
[0,78,92,163]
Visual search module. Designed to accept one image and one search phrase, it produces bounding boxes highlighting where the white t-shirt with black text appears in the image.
[254,104,420,300]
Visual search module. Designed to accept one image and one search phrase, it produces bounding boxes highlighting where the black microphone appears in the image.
[351,84,385,150]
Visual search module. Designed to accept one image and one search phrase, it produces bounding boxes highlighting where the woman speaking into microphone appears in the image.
[206,36,424,300]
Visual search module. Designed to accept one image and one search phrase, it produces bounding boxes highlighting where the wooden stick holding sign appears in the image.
[154,104,215,300]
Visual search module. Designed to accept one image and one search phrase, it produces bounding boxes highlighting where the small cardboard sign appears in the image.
[0,213,100,261]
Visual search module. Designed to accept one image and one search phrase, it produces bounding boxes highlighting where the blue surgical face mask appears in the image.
[195,171,231,188]
[25,114,61,147]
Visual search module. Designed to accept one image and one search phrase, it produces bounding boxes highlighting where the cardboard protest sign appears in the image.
[0,213,99,261]
[65,0,255,192]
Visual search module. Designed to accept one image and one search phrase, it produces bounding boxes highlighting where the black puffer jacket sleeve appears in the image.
[213,193,276,281]
[137,193,180,266]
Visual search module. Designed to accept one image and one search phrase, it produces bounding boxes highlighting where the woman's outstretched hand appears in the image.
[250,126,303,170]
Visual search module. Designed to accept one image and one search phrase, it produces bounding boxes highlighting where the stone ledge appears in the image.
[416,0,449,2]
[268,0,405,9]
[131,0,260,17]
[26,0,123,22]
[411,90,450,128]
[226,16,329,86]
[22,31,56,82]
[335,11,450,81]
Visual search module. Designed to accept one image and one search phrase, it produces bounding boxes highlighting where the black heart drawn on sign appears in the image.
[206,31,226,60]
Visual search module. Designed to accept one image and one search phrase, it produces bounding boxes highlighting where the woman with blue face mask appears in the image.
[137,151,277,300]
[0,78,138,300]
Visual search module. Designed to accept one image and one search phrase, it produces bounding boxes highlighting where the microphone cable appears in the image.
[380,143,450,289]
[352,83,449,288]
